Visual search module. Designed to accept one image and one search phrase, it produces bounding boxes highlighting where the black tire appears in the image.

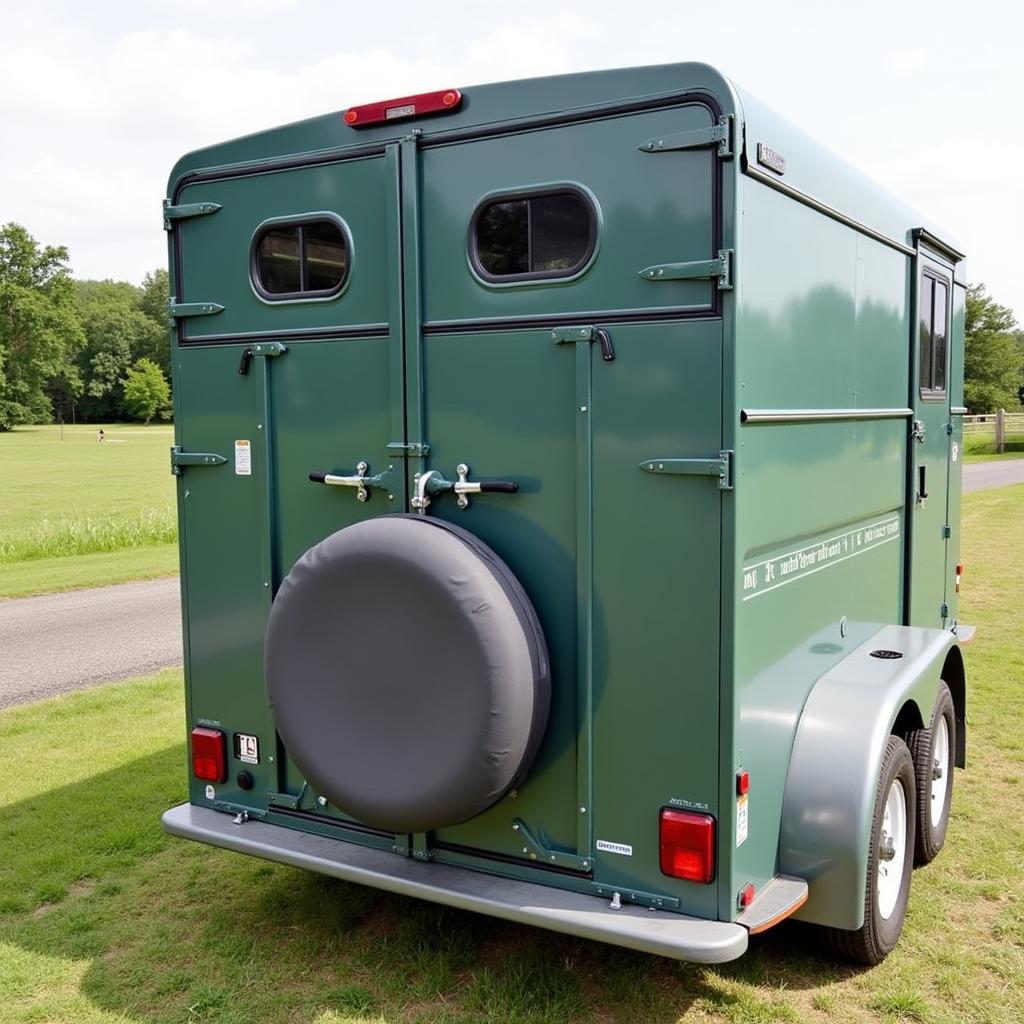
[822,735,916,965]
[908,682,956,865]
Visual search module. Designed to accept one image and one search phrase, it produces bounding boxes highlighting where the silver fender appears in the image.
[779,625,959,929]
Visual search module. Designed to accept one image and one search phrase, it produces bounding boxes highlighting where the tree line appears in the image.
[0,223,170,430]
[1,220,1022,431]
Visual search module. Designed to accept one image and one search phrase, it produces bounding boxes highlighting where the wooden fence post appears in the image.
[996,408,1005,454]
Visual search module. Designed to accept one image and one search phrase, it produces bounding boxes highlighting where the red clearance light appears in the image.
[343,88,462,128]
[738,883,756,909]
[736,769,750,796]
[660,809,716,883]
[191,727,227,783]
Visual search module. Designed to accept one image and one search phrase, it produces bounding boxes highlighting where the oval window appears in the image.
[471,188,597,282]
[252,217,349,299]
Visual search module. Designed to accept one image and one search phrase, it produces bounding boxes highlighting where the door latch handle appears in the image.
[309,461,393,502]
[551,325,615,362]
[453,463,519,508]
[911,419,926,443]
[412,464,519,514]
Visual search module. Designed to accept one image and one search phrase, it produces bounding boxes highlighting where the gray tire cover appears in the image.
[265,514,550,834]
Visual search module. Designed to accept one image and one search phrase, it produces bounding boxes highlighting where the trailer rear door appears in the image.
[412,103,724,914]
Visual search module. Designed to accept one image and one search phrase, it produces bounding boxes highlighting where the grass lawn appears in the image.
[0,489,1021,1023]
[0,424,177,598]
[962,432,1024,462]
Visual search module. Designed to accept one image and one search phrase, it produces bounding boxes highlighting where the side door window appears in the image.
[919,271,949,397]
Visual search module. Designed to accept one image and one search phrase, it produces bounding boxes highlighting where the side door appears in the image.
[412,102,725,915]
[171,148,402,812]
[908,249,953,626]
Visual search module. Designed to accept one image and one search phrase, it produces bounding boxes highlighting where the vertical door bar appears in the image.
[251,344,286,793]
[399,133,429,490]
[399,132,429,858]
[574,341,595,863]
[385,144,408,482]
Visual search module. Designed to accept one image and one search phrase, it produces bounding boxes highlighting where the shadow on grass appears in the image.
[0,747,860,1024]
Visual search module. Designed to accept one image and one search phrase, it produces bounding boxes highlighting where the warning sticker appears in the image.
[234,439,251,476]
[596,840,633,857]
[235,733,259,764]
[736,795,749,847]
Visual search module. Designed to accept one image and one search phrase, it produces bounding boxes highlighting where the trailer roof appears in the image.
[168,62,964,272]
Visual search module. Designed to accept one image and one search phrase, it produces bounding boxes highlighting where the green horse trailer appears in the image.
[162,62,972,965]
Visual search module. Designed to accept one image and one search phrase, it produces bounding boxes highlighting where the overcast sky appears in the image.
[1,0,1021,319]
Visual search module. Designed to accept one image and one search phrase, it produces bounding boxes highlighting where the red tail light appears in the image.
[191,727,227,783]
[343,88,462,128]
[660,809,716,883]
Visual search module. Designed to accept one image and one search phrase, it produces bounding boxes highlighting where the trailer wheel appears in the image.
[822,735,916,965]
[908,683,955,865]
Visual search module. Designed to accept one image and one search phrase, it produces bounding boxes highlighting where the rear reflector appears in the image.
[660,809,716,883]
[956,562,963,594]
[191,727,227,783]
[344,88,462,128]
[736,769,750,796]
[738,883,756,909]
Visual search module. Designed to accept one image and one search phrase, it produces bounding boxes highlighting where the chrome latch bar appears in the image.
[412,465,519,515]
[309,461,394,502]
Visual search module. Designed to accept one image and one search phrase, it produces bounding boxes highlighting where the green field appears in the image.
[0,425,178,598]
[0,487,1020,1024]
[963,430,1024,461]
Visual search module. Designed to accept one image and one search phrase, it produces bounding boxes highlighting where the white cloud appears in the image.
[0,48,100,114]
[885,48,930,76]
[464,13,595,83]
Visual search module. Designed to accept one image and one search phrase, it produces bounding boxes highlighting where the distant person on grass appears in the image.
[97,429,105,443]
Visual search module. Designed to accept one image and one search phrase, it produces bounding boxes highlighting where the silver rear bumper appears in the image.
[162,802,748,963]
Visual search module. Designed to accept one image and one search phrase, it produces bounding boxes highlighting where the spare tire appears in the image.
[265,514,550,834]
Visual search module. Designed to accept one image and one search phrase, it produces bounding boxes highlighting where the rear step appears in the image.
[163,803,748,963]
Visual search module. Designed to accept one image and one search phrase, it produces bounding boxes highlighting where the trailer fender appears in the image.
[779,624,960,930]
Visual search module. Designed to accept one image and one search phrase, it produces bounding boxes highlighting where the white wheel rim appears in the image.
[930,718,951,828]
[877,779,907,920]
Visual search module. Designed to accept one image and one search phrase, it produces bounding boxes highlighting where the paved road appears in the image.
[962,459,1024,493]
[0,577,182,709]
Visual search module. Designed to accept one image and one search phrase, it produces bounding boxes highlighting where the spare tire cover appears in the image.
[265,514,550,834]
